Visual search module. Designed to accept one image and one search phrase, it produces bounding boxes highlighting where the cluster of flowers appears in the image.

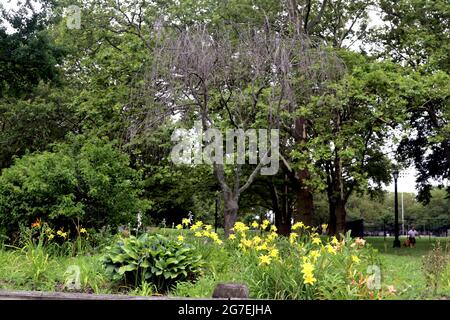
[31,218,88,240]
[234,220,367,287]
[231,221,280,266]
[174,216,370,288]
[175,219,223,245]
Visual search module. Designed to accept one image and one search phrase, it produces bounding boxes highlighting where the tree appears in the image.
[0,136,149,237]
[133,26,280,236]
[0,1,73,171]
[375,0,450,203]
[311,52,408,235]
[0,0,65,97]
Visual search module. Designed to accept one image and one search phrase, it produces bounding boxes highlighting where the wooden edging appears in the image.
[0,290,223,300]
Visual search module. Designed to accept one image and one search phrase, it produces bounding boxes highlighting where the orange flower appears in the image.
[31,218,41,228]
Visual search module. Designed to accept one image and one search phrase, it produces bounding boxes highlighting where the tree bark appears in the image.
[328,198,337,235]
[275,175,292,236]
[293,117,315,226]
[335,197,346,237]
[223,191,239,237]
[295,178,314,226]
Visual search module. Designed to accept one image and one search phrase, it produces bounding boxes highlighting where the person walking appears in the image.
[407,226,419,248]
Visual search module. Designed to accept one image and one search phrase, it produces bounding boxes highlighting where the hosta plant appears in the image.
[102,234,203,292]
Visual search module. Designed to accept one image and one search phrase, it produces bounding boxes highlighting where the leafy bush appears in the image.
[0,136,149,238]
[102,234,203,292]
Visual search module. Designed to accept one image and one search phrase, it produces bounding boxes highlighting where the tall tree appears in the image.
[312,52,408,235]
[375,0,450,203]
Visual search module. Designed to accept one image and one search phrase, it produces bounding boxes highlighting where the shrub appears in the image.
[102,234,203,292]
[422,241,450,295]
[0,136,149,238]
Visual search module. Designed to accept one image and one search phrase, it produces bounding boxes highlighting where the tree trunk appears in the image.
[328,197,337,235]
[293,117,315,226]
[327,196,346,237]
[295,184,314,226]
[223,191,239,237]
[335,198,346,237]
[275,175,292,236]
[277,201,292,236]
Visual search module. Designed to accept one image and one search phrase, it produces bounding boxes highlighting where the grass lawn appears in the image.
[365,236,450,299]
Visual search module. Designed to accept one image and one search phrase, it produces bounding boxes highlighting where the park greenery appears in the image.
[0,0,449,299]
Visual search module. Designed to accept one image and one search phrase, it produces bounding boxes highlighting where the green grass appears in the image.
[366,236,448,257]
[365,236,450,299]
[1,232,449,299]
[0,246,112,294]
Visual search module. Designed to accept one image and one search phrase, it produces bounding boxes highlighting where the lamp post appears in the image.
[393,170,401,248]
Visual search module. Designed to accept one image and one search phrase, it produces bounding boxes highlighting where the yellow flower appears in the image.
[261,220,270,230]
[190,224,200,231]
[208,231,218,239]
[204,225,212,231]
[270,225,277,232]
[351,255,360,264]
[194,232,202,237]
[325,244,336,254]
[331,236,339,245]
[194,221,203,227]
[321,223,328,231]
[48,234,54,240]
[176,224,183,230]
[252,236,262,245]
[177,235,184,242]
[266,232,278,242]
[241,238,253,248]
[80,228,87,234]
[292,221,304,231]
[269,248,279,258]
[229,234,236,240]
[182,218,190,226]
[256,242,268,251]
[302,262,315,274]
[233,222,250,234]
[214,239,223,245]
[302,261,316,285]
[309,250,320,261]
[203,230,211,237]
[303,273,317,285]
[312,237,322,245]
[259,255,272,266]
[251,221,259,229]
[289,233,298,244]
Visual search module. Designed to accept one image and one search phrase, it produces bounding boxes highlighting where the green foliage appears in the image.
[0,84,78,171]
[0,136,149,237]
[102,233,204,292]
[422,241,450,295]
[0,2,65,97]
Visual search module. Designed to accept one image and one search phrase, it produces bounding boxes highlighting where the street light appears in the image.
[392,169,401,248]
